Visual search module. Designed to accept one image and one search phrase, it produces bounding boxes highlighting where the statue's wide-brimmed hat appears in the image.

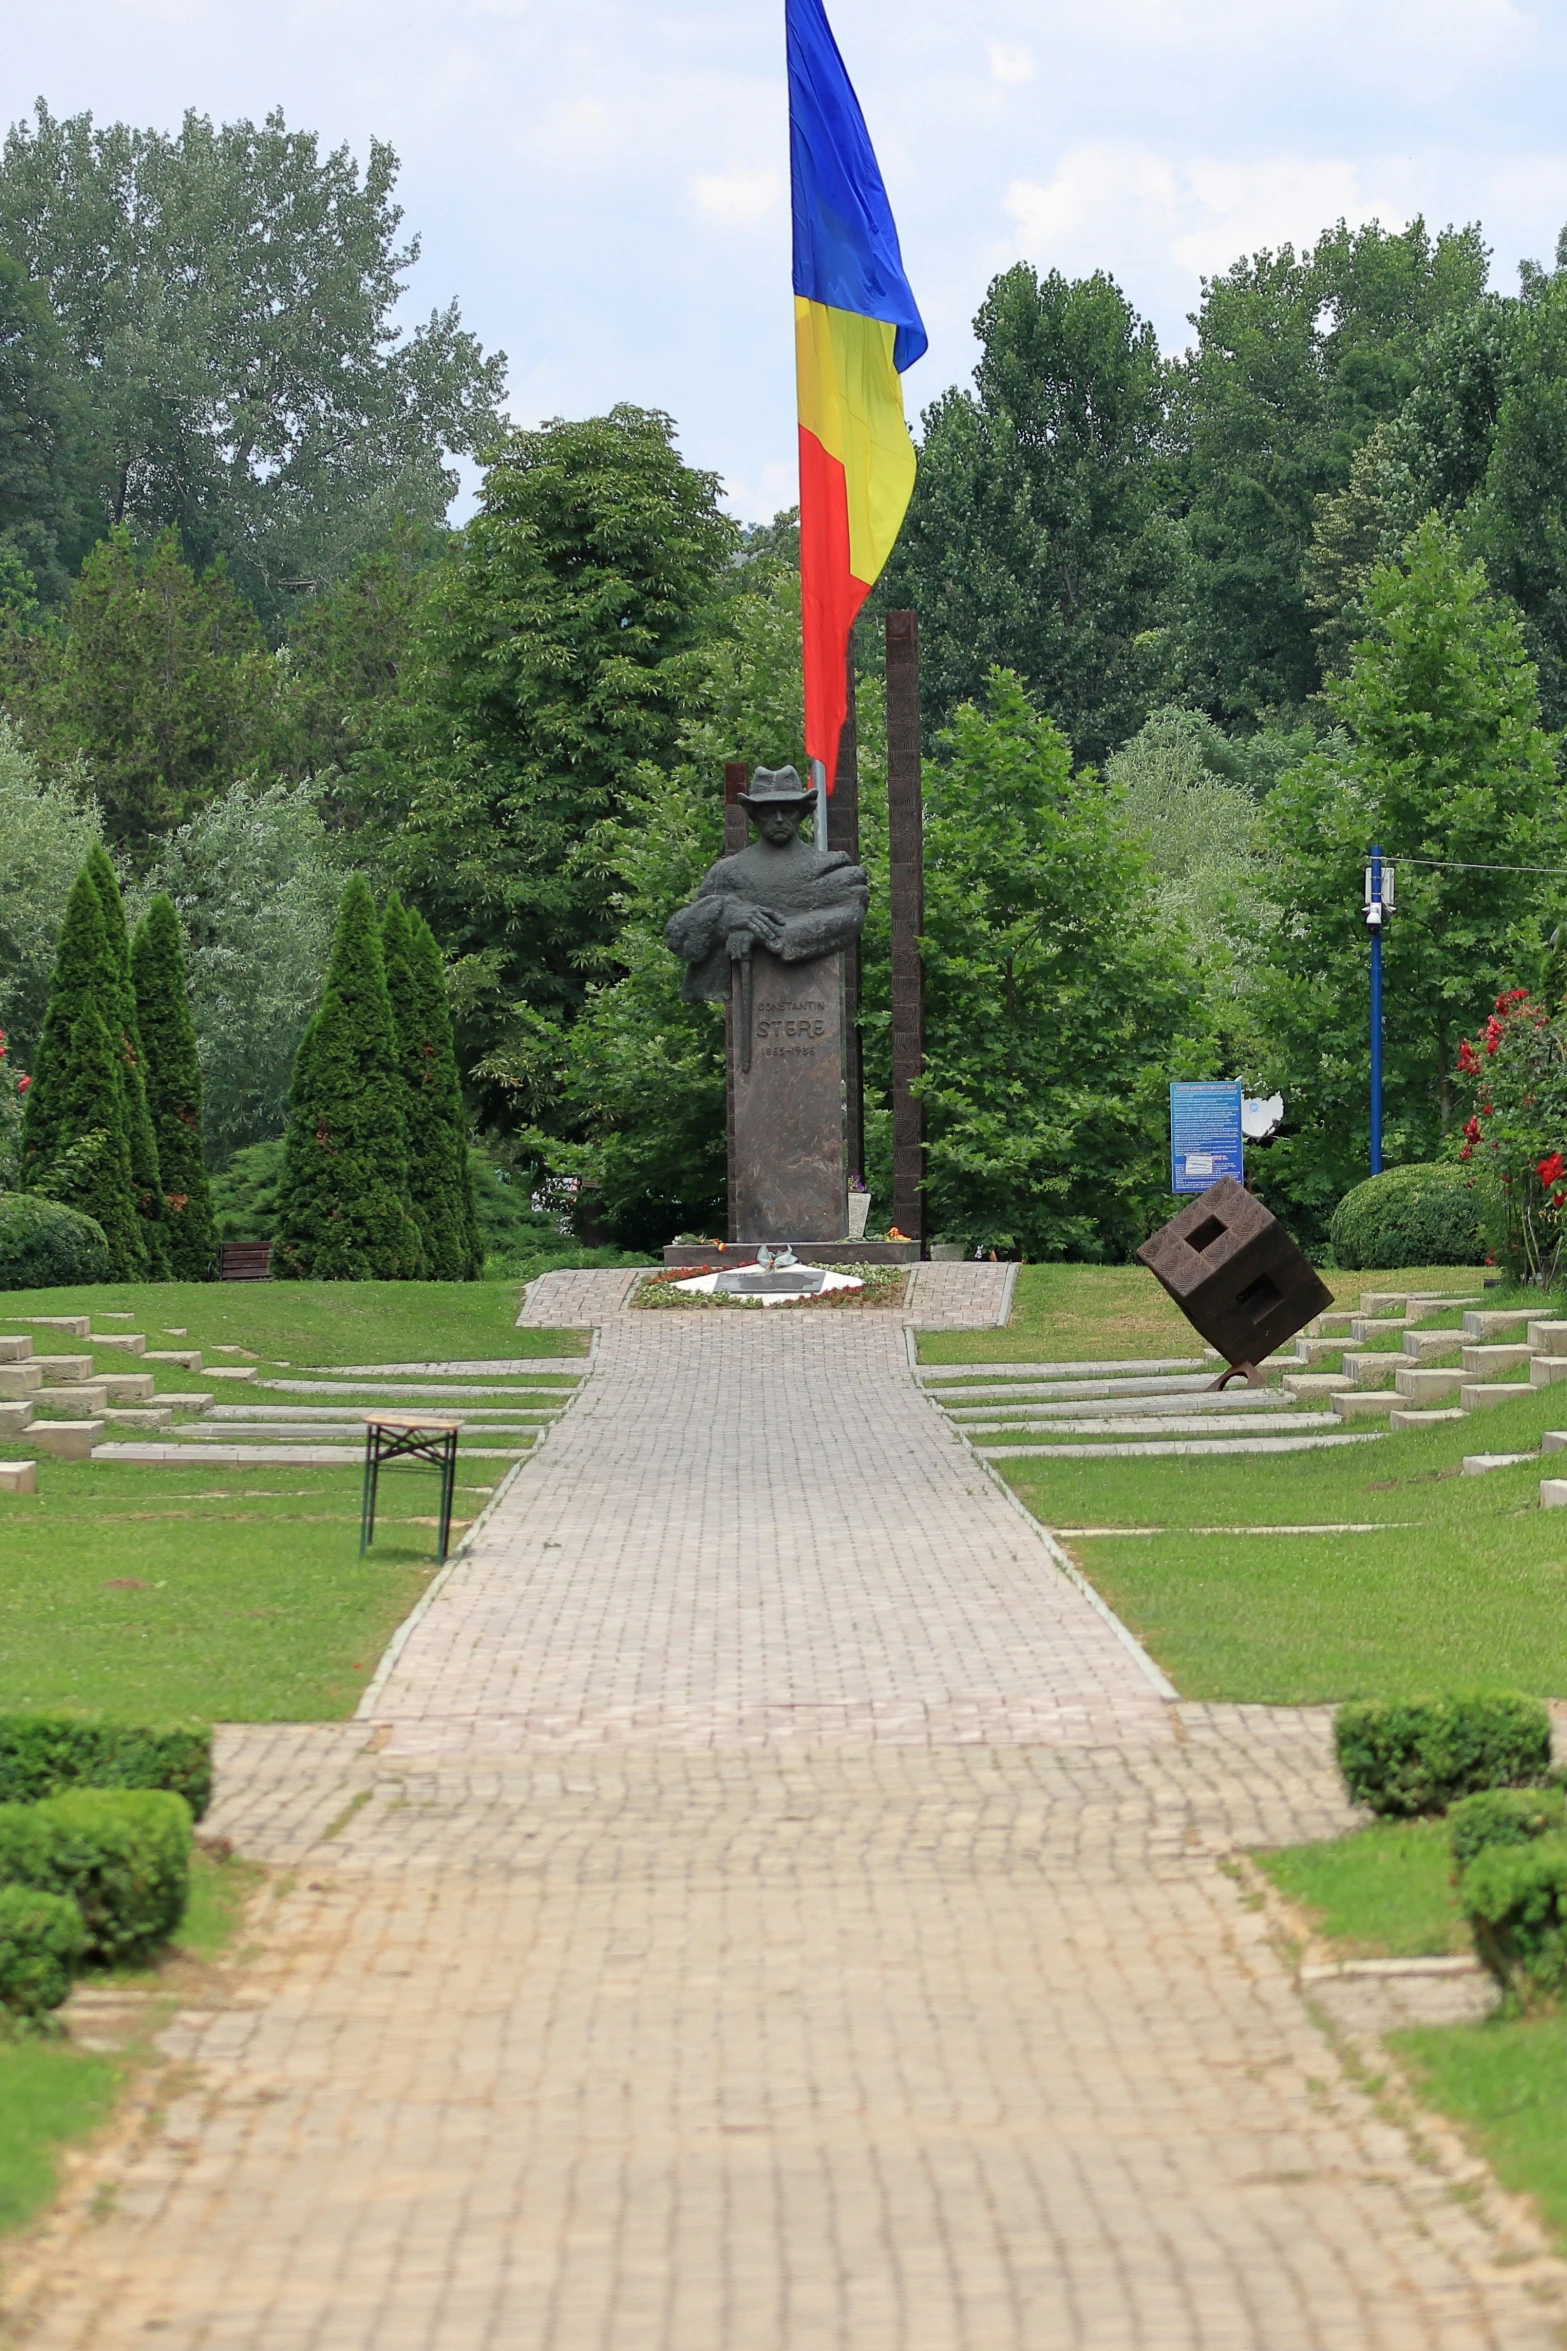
[738,763,816,811]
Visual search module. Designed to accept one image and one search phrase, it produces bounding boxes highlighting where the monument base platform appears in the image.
[662,1241,920,1268]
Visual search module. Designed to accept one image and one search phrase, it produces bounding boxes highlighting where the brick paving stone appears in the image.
[10,1315,1567,2351]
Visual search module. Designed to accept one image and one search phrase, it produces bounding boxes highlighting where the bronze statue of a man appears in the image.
[667,760,867,996]
[665,766,868,1069]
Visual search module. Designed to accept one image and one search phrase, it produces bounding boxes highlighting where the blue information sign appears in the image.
[1169,1081,1244,1194]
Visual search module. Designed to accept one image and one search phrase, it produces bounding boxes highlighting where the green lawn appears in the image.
[918,1261,1487,1365]
[0,1277,579,1721]
[917,1263,1567,1703]
[1257,1818,1466,1956]
[1395,2015,1567,2250]
[0,2040,118,2238]
[0,1276,586,1367]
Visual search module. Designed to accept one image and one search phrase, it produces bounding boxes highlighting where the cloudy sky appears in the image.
[10,1,1567,521]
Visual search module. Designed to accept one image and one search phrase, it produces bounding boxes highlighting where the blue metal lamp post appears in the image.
[1364,848,1394,1175]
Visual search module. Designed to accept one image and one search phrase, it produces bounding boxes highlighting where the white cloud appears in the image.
[987,41,1035,84]
[1006,144,1414,299]
[689,166,784,227]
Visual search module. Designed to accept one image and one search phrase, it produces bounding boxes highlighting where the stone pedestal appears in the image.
[731,948,846,1242]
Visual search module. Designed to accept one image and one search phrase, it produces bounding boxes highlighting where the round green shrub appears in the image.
[0,1884,85,2016]
[0,1788,192,1964]
[1329,1162,1488,1270]
[0,1193,110,1289]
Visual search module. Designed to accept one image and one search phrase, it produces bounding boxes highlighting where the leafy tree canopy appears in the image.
[1176,216,1489,725]
[1254,516,1562,1241]
[882,263,1179,762]
[2,525,272,855]
[381,405,740,1100]
[0,102,506,630]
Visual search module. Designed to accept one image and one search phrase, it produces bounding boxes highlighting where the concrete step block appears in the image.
[32,1354,95,1384]
[1395,1366,1465,1402]
[153,1391,213,1413]
[0,1365,44,1400]
[1389,1407,1469,1429]
[143,1349,202,1370]
[1341,1352,1401,1388]
[1462,1344,1533,1376]
[1530,1357,1567,1388]
[0,1460,37,1494]
[32,1421,104,1459]
[92,1332,146,1355]
[1459,1383,1532,1411]
[100,1372,156,1404]
[1304,1312,1357,1338]
[1463,1452,1537,1475]
[1350,1317,1410,1342]
[1528,1319,1567,1357]
[1280,1374,1354,1399]
[33,1384,110,1417]
[9,1315,90,1338]
[1401,1330,1465,1362]
[1542,1479,1567,1509]
[101,1407,174,1430]
[1540,1431,1567,1453]
[1290,1334,1350,1363]
[1332,1390,1402,1419]
[1404,1297,1480,1325]
[203,1365,257,1383]
[0,1401,35,1437]
[1358,1292,1417,1313]
[0,1335,35,1363]
[1463,1308,1537,1339]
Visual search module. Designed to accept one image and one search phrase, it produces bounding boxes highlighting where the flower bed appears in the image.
[632,1263,909,1310]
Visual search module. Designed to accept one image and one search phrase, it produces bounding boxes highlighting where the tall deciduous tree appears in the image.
[0,246,94,603]
[0,103,505,630]
[915,672,1211,1258]
[882,265,1178,761]
[2,526,273,855]
[382,406,738,1094]
[1254,518,1563,1238]
[135,779,345,1165]
[19,861,144,1274]
[132,894,216,1279]
[274,873,422,1280]
[1177,218,1489,723]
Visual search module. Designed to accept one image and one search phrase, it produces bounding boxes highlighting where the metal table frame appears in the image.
[360,1416,462,1562]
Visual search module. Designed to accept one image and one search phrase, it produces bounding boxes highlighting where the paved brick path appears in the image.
[9,1315,1566,2350]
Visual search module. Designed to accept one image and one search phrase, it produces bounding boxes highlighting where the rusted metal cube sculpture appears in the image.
[1136,1176,1332,1376]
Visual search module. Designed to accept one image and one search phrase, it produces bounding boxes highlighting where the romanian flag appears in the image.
[788,0,926,790]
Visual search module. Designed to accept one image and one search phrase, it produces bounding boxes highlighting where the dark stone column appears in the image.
[825,659,863,1185]
[885,612,925,1244]
[731,949,846,1242]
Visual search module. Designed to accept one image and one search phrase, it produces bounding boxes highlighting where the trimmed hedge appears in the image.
[0,1789,192,1964]
[1328,1161,1488,1270]
[1336,1694,1553,1817]
[0,1193,110,1290]
[0,1884,84,2016]
[0,1718,212,1819]
[1462,1835,1567,2004]
[1449,1785,1567,1871]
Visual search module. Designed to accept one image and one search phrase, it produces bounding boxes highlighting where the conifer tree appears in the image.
[381,893,481,1279]
[274,874,423,1280]
[132,894,217,1279]
[20,865,146,1276]
[86,844,170,1278]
